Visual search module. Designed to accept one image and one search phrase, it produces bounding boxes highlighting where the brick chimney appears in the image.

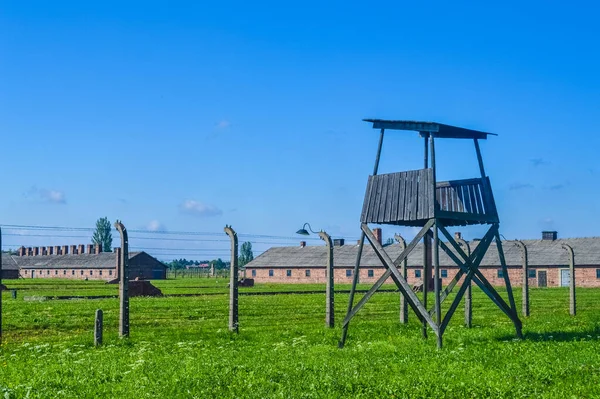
[300,241,306,248]
[33,247,40,256]
[70,245,77,254]
[54,246,61,255]
[41,247,47,255]
[87,244,94,254]
[27,247,33,256]
[47,246,54,255]
[454,232,462,240]
[62,245,69,255]
[372,228,382,245]
[94,244,102,254]
[542,231,557,241]
[78,244,85,254]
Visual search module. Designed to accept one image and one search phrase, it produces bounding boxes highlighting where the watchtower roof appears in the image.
[363,119,496,140]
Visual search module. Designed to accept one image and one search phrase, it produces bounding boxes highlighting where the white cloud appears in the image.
[215,120,231,129]
[147,220,166,232]
[41,189,66,204]
[25,186,67,204]
[179,200,223,217]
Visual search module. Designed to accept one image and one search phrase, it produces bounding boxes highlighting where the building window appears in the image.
[286,270,292,277]
[25,270,28,274]
[80,270,84,275]
[47,270,50,275]
[63,270,66,275]
[305,270,311,277]
[90,271,93,276]
[55,270,58,275]
[441,270,448,278]
[109,270,113,276]
[368,270,374,278]
[528,269,536,278]
[415,270,422,278]
[251,269,256,277]
[269,269,274,277]
[345,269,352,277]
[497,269,504,278]
[72,270,75,275]
[99,270,103,276]
[596,269,600,279]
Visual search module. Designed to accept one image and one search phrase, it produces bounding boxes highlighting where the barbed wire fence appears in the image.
[0,222,597,344]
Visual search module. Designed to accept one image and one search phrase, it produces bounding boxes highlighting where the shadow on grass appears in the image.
[497,328,600,342]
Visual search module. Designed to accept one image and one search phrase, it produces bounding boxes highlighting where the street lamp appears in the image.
[296,223,319,236]
[296,222,334,328]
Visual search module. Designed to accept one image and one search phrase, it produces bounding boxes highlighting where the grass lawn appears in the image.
[1,280,600,398]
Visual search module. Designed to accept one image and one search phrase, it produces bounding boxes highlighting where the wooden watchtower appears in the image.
[340,120,523,349]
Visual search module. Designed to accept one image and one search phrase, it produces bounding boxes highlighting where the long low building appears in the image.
[245,231,600,288]
[2,244,167,280]
[1,253,20,279]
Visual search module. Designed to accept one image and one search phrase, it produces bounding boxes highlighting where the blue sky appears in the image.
[1,1,599,259]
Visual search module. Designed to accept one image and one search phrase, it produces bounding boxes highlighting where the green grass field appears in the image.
[1,279,600,398]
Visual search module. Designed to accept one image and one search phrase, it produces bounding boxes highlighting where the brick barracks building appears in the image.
[2,244,167,280]
[245,230,600,288]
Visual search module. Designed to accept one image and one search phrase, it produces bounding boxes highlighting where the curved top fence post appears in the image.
[114,220,130,338]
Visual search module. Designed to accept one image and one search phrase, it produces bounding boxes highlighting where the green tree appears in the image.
[239,241,254,267]
[92,217,113,252]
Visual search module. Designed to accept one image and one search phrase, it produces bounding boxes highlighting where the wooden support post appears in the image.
[224,226,239,333]
[394,234,408,324]
[456,237,472,328]
[562,244,576,316]
[340,128,385,348]
[94,309,103,346]
[422,133,431,339]
[514,240,529,317]
[433,223,442,349]
[115,221,130,338]
[319,231,334,328]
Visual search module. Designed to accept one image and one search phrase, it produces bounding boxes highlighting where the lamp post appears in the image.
[297,223,334,328]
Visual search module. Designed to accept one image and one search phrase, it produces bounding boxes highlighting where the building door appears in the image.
[31,270,35,279]
[560,269,570,287]
[538,271,547,287]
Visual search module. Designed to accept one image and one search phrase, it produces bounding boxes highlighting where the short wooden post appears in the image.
[319,231,334,328]
[11,290,16,300]
[394,234,408,324]
[115,221,130,338]
[94,309,103,346]
[514,240,529,317]
[224,226,239,333]
[562,244,576,316]
[456,237,472,328]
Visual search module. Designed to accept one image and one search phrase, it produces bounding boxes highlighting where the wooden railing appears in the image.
[361,170,498,226]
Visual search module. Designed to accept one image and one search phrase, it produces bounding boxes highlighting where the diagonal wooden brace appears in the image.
[438,231,496,334]
[361,224,439,334]
[428,225,497,315]
[437,224,521,329]
[341,220,434,327]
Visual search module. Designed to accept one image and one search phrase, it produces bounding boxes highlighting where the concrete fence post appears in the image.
[562,244,576,316]
[319,231,334,328]
[394,234,408,324]
[514,240,529,317]
[94,309,103,346]
[224,225,239,333]
[456,238,472,328]
[115,221,130,338]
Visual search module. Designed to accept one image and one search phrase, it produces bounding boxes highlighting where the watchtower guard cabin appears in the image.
[340,120,522,349]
